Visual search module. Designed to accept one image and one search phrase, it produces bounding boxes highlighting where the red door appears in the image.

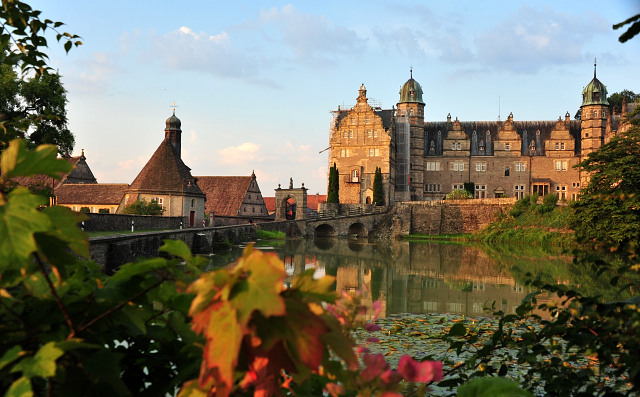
[189,211,195,227]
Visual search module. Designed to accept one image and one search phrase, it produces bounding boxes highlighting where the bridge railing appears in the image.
[311,205,390,220]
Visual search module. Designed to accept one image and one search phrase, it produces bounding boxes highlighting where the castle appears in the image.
[329,67,632,205]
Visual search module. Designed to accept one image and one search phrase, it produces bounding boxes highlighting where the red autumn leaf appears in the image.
[241,339,297,397]
[283,298,331,370]
[192,301,242,396]
[396,355,444,383]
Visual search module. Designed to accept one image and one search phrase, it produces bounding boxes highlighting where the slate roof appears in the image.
[11,154,97,190]
[195,176,253,216]
[127,138,205,197]
[56,183,129,205]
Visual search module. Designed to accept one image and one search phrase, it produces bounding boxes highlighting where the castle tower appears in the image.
[396,69,425,200]
[165,110,182,158]
[580,62,609,158]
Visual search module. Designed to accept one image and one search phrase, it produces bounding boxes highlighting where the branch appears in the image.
[75,278,166,336]
[35,253,76,338]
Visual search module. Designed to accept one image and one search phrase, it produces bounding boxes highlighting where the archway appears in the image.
[284,197,297,220]
[348,223,367,238]
[275,186,307,221]
[314,224,337,237]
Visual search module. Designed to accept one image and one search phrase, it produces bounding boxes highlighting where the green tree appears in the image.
[0,62,74,154]
[327,162,339,203]
[568,105,640,246]
[608,89,639,113]
[122,198,165,215]
[372,166,384,205]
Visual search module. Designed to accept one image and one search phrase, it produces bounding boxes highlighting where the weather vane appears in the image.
[170,101,178,114]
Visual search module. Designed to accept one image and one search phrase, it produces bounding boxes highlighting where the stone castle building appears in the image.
[330,67,627,204]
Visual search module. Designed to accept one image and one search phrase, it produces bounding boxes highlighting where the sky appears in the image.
[28,0,640,195]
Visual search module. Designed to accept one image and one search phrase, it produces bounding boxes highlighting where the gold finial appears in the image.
[170,101,179,115]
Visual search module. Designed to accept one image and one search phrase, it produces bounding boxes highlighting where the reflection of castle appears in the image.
[273,239,561,318]
[330,67,633,204]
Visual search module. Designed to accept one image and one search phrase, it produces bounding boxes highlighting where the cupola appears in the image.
[581,62,609,107]
[164,109,182,158]
[398,69,424,104]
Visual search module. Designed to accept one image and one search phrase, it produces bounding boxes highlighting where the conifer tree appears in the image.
[373,166,384,206]
[327,163,339,203]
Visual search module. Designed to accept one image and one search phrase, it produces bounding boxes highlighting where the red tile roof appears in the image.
[306,194,327,211]
[127,139,205,197]
[195,176,252,216]
[11,154,97,190]
[56,183,129,205]
[263,197,276,214]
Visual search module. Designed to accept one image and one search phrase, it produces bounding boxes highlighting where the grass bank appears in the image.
[256,229,287,240]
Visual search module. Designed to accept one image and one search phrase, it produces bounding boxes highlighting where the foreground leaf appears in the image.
[1,139,73,179]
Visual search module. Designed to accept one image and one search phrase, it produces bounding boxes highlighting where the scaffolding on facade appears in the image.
[395,109,410,201]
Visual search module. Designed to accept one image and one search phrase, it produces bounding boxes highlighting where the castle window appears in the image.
[351,118,355,125]
[426,184,441,192]
[555,142,559,150]
[452,142,456,150]
[340,149,349,157]
[514,185,525,200]
[343,131,348,138]
[505,166,510,176]
[457,142,462,150]
[479,140,485,152]
[191,199,196,208]
[73,206,78,211]
[252,207,255,213]
[426,161,440,171]
[561,142,565,150]
[373,130,378,138]
[505,143,510,151]
[475,185,486,199]
[349,130,353,138]
[453,184,464,191]
[593,111,598,118]
[475,162,486,172]
[248,195,251,200]
[91,207,97,213]
[368,148,380,157]
[111,207,116,214]
[555,161,568,171]
[365,117,370,124]
[515,162,526,172]
[351,170,359,182]
[453,161,464,171]
[367,130,372,138]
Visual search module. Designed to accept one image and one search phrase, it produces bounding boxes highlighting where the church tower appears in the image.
[580,62,609,158]
[396,69,425,200]
[165,110,182,158]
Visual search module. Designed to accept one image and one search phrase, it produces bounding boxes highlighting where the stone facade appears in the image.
[330,68,621,204]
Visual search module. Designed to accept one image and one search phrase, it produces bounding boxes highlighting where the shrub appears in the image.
[79,206,90,213]
[98,208,110,214]
[447,189,473,200]
[122,198,165,215]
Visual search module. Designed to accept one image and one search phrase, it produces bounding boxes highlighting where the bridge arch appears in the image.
[314,224,336,237]
[348,222,368,238]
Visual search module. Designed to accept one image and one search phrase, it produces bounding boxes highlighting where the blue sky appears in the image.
[30,0,640,195]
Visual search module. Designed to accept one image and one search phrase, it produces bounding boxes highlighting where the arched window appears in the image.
[191,199,195,208]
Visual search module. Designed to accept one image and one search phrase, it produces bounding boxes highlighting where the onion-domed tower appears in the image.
[165,110,182,158]
[397,69,425,200]
[580,62,609,158]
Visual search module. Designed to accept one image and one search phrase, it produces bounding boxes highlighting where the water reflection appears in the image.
[205,238,627,319]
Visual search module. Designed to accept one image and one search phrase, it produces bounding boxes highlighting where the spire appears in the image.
[410,66,412,79]
[594,57,597,79]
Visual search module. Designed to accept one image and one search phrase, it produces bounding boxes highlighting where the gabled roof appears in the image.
[11,154,97,190]
[127,138,205,197]
[306,194,327,211]
[195,176,253,216]
[263,197,276,214]
[56,183,128,205]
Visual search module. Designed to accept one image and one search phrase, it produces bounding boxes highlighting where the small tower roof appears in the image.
[165,110,182,132]
[581,62,609,107]
[398,69,424,104]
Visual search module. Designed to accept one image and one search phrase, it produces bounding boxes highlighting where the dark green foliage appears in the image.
[569,106,640,246]
[536,193,558,214]
[79,206,90,213]
[372,166,384,206]
[608,89,639,113]
[327,163,339,203]
[614,13,640,43]
[122,198,165,216]
[98,208,110,214]
[464,182,475,197]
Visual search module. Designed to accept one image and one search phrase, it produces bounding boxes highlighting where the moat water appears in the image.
[206,238,629,319]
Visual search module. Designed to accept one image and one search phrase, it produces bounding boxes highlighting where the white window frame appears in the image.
[475,162,486,172]
[505,143,510,151]
[555,160,568,171]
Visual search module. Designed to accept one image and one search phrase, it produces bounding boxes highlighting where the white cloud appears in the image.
[144,27,279,87]
[474,6,609,73]
[190,129,197,143]
[65,52,120,95]
[117,155,149,170]
[251,5,367,67]
[217,142,262,165]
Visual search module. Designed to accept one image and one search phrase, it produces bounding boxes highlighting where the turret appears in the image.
[580,61,608,157]
[165,110,182,158]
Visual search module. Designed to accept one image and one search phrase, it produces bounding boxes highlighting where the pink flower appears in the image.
[361,353,389,382]
[372,300,383,319]
[357,346,370,354]
[396,355,443,383]
[365,323,381,332]
[366,337,380,343]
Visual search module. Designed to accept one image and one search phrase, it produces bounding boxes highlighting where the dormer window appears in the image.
[593,110,598,118]
[479,140,485,152]
[505,143,511,151]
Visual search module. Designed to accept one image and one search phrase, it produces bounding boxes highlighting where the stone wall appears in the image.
[89,224,256,270]
[256,220,306,238]
[397,198,515,235]
[210,215,272,227]
[82,213,186,232]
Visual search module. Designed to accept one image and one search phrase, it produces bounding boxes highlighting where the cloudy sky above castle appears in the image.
[33,0,640,195]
